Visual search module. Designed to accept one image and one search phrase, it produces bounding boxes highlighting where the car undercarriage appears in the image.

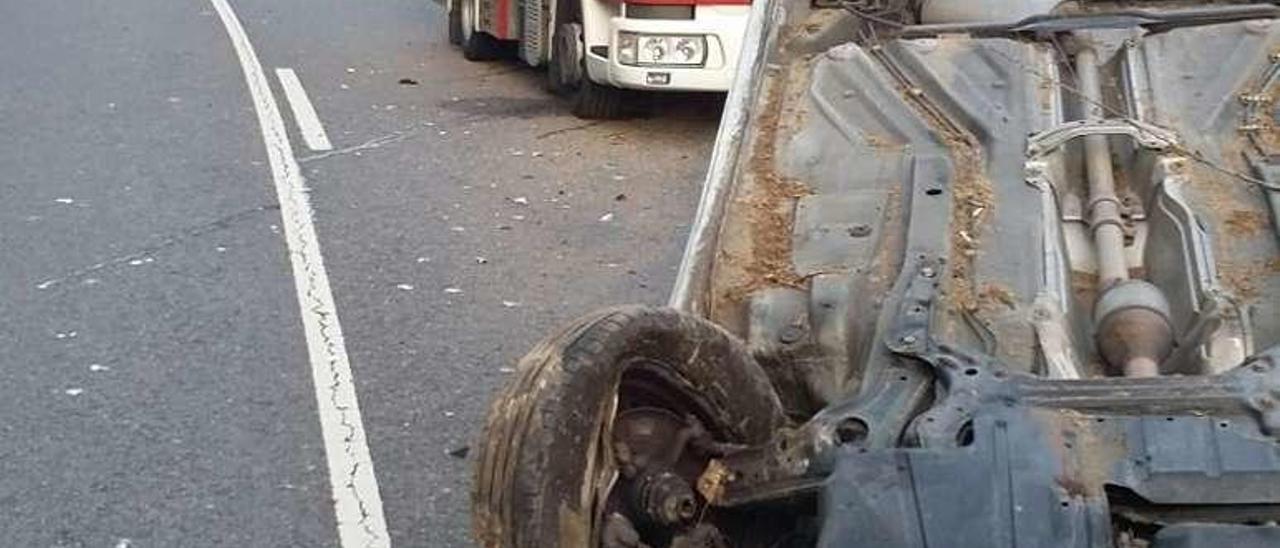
[475,1,1280,546]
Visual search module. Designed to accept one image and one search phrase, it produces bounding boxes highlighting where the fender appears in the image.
[474,0,521,40]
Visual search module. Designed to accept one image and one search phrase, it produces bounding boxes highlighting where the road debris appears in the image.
[64,388,84,396]
[89,364,110,372]
[599,212,615,222]
[396,284,415,291]
[444,287,463,294]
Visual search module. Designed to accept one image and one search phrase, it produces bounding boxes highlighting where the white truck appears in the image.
[446,0,750,118]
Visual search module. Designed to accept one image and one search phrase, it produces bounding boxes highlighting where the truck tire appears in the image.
[546,14,629,118]
[472,306,786,548]
[457,0,503,61]
[447,0,463,46]
[571,77,629,119]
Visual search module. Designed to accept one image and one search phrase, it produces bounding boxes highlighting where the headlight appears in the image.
[618,32,638,65]
[617,33,706,67]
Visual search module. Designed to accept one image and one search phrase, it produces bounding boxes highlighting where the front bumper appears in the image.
[585,5,750,92]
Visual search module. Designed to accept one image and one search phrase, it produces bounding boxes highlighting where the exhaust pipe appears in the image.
[1073,34,1174,377]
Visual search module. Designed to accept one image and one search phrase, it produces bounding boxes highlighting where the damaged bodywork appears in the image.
[476,1,1280,546]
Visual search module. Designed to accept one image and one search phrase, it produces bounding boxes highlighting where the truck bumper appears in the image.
[585,5,749,93]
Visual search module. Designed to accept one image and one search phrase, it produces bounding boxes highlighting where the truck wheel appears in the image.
[546,20,629,119]
[457,0,503,61]
[447,0,463,46]
[472,306,786,547]
[546,23,583,95]
[571,77,629,119]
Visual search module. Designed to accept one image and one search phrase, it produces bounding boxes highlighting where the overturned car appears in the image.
[473,1,1280,546]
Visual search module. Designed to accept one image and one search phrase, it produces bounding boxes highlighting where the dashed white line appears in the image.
[276,67,334,151]
[207,1,390,547]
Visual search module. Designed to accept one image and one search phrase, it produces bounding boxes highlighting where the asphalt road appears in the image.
[0,1,720,546]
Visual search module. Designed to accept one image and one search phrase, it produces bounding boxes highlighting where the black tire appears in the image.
[545,23,578,96]
[544,3,629,118]
[570,77,629,119]
[462,32,503,61]
[447,0,463,46]
[472,306,786,548]
[457,0,503,61]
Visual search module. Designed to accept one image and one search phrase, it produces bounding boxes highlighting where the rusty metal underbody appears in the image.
[667,0,1280,545]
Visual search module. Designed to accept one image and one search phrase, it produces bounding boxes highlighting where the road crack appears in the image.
[34,204,279,291]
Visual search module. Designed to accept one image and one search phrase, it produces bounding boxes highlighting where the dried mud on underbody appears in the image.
[710,63,812,330]
[875,61,993,313]
[946,141,995,313]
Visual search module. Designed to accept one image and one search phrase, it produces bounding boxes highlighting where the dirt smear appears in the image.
[1219,256,1280,300]
[860,42,995,313]
[947,141,995,312]
[710,60,814,328]
[891,86,991,310]
[1224,209,1272,236]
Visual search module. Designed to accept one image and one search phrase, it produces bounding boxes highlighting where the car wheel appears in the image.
[472,306,786,547]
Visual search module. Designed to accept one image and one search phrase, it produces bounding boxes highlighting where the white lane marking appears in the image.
[207,2,390,547]
[275,67,334,151]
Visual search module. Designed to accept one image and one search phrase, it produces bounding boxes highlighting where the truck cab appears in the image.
[447,0,750,118]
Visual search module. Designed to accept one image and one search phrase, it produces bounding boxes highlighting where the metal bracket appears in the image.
[1026,118,1179,158]
[884,256,943,356]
